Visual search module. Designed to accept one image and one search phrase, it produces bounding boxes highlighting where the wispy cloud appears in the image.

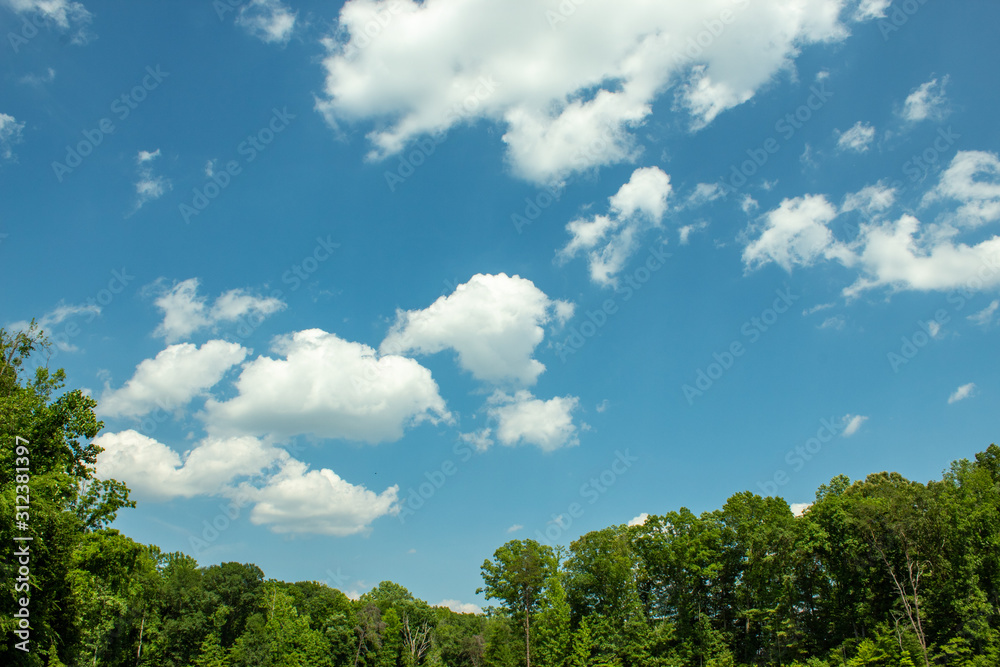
[948,383,977,404]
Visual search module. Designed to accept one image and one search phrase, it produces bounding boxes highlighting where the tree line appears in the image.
[2,325,998,666]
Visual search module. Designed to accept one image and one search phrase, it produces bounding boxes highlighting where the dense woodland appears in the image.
[2,325,999,667]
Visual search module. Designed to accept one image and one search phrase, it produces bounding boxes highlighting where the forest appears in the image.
[2,325,999,667]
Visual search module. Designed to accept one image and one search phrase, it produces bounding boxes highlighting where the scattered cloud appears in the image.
[901,77,949,123]
[968,300,999,327]
[948,383,977,404]
[506,524,523,533]
[819,315,846,330]
[686,182,725,208]
[317,0,863,184]
[133,149,171,212]
[836,121,875,153]
[2,0,93,44]
[743,152,1000,297]
[0,113,25,161]
[627,513,649,527]
[202,329,451,443]
[486,390,581,452]
[151,277,285,343]
[381,273,572,386]
[6,302,102,351]
[98,340,247,418]
[459,429,494,453]
[678,221,708,245]
[18,68,56,86]
[558,166,672,286]
[235,0,296,45]
[596,399,610,413]
[841,414,868,437]
[923,150,1000,228]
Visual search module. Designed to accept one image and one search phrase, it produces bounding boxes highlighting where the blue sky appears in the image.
[2,0,999,612]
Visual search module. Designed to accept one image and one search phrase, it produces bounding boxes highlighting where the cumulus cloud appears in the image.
[438,600,481,615]
[558,166,672,286]
[789,502,811,517]
[93,430,286,501]
[627,513,649,527]
[901,77,949,123]
[203,329,450,443]
[459,429,494,453]
[841,414,867,437]
[742,195,852,271]
[99,340,247,418]
[381,273,572,386]
[836,121,875,153]
[743,152,1000,297]
[235,0,296,44]
[0,112,25,161]
[151,278,285,343]
[486,390,581,452]
[316,0,864,184]
[240,458,399,536]
[3,0,93,44]
[923,150,1000,228]
[948,383,977,404]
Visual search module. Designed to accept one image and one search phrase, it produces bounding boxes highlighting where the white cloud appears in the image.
[678,221,708,245]
[837,121,875,153]
[93,430,285,501]
[789,502,811,517]
[627,513,649,527]
[842,182,896,216]
[3,0,93,43]
[558,166,672,286]
[841,414,867,437]
[203,329,451,443]
[744,153,1000,297]
[854,0,890,19]
[743,195,852,271]
[0,112,25,160]
[381,273,572,386]
[18,67,56,86]
[506,524,523,533]
[486,390,580,452]
[241,458,399,536]
[901,77,948,123]
[437,599,481,615]
[317,0,860,184]
[133,149,171,211]
[459,429,494,453]
[923,151,1000,228]
[968,300,999,327]
[235,0,296,45]
[948,383,977,404]
[596,399,610,413]
[686,182,725,208]
[152,278,285,343]
[819,315,846,330]
[6,302,102,352]
[99,340,247,418]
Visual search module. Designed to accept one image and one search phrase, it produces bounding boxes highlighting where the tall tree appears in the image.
[478,539,557,667]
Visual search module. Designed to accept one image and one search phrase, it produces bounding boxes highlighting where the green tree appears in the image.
[478,539,558,667]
